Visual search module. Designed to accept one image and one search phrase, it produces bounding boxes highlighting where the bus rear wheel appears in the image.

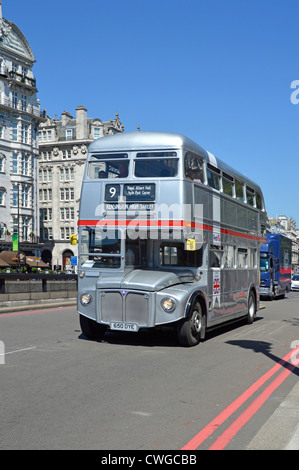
[177,300,206,347]
[246,291,256,324]
[79,314,106,340]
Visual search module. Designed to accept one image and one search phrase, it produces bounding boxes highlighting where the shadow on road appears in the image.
[226,339,299,378]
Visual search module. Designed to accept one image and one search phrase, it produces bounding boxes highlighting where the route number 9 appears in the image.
[105,184,120,201]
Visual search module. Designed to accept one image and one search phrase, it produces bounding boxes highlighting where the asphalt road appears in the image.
[1,292,299,450]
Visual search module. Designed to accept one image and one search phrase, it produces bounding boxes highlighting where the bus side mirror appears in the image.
[70,234,77,245]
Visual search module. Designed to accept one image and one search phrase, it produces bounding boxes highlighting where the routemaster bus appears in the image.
[77,131,267,347]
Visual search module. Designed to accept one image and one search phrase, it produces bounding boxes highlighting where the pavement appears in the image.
[0,298,76,314]
[0,298,298,450]
[247,379,299,450]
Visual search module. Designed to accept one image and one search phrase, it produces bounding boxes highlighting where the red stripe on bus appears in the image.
[78,220,266,242]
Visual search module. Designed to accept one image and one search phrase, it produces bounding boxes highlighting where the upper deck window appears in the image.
[207,163,220,190]
[185,153,204,182]
[246,186,255,206]
[256,192,263,210]
[222,172,234,196]
[235,179,244,202]
[135,152,178,178]
[88,154,129,179]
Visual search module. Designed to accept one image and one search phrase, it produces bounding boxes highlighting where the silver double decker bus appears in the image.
[77,132,267,346]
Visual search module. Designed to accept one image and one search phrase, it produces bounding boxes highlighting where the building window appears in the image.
[22,218,29,240]
[59,187,74,201]
[21,154,29,175]
[0,188,5,205]
[21,94,27,111]
[12,185,18,206]
[66,128,73,140]
[22,186,29,207]
[62,149,72,159]
[40,208,47,221]
[12,217,18,234]
[21,124,29,144]
[12,153,18,173]
[12,91,18,109]
[12,123,18,141]
[60,167,74,181]
[94,127,100,138]
[40,168,52,182]
[0,155,4,172]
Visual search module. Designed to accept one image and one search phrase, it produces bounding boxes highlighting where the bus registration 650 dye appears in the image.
[110,321,139,332]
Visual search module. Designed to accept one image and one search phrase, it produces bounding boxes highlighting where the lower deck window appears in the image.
[237,248,248,268]
[160,243,203,267]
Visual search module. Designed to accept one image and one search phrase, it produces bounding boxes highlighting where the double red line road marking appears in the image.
[182,345,299,450]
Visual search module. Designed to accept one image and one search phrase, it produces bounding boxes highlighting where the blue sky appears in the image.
[4,0,299,226]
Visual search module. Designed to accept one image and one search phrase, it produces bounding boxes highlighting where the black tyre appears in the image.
[177,300,206,347]
[79,314,106,339]
[246,291,256,324]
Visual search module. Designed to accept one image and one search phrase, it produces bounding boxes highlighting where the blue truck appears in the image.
[260,233,292,299]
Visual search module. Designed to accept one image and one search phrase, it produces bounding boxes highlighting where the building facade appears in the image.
[38,107,124,270]
[0,1,43,255]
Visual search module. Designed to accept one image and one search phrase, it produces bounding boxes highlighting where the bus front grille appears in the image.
[99,290,150,326]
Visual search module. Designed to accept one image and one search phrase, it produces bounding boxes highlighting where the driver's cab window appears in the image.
[185,153,204,182]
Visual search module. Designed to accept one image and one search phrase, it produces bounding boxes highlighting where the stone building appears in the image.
[0,1,43,255]
[38,107,124,270]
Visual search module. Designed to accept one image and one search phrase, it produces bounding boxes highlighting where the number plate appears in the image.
[110,322,139,332]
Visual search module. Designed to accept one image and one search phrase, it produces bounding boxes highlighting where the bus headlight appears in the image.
[161,297,176,313]
[80,293,92,305]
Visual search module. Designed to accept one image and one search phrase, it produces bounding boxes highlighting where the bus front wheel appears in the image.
[79,314,106,340]
[177,300,206,347]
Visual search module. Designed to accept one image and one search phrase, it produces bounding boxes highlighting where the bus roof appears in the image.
[88,131,263,194]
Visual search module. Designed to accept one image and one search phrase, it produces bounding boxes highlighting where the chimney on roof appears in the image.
[61,111,73,126]
[76,105,88,140]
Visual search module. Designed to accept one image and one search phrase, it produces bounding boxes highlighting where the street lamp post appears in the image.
[17,182,20,273]
[15,178,32,272]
